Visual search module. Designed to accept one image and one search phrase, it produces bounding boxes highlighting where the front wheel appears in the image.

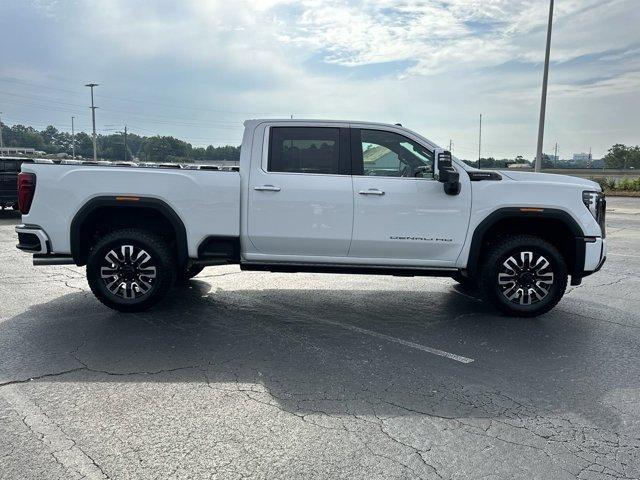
[480,235,568,317]
[86,229,176,312]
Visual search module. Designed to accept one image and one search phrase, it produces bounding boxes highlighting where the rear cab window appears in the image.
[268,127,350,175]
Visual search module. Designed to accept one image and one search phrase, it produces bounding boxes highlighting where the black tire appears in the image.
[176,265,205,284]
[86,229,176,312]
[480,235,568,317]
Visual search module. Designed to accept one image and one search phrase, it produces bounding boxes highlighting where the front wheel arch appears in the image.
[466,208,583,280]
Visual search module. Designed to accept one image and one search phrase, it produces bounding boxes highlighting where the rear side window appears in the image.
[4,161,20,173]
[268,127,341,175]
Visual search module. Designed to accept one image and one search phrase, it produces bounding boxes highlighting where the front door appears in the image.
[247,125,353,258]
[349,128,471,266]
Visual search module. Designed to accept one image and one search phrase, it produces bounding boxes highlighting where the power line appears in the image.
[0,77,291,116]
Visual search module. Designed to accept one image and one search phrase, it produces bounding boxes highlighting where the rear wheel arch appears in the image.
[70,196,188,268]
[466,208,584,280]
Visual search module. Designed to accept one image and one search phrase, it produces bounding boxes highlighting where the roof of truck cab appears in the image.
[244,118,406,129]
[244,118,445,154]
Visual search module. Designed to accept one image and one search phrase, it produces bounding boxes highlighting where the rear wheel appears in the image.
[86,229,176,312]
[480,235,567,317]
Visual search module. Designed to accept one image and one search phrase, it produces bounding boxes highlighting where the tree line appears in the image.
[2,122,638,169]
[602,144,640,170]
[0,123,240,163]
[463,144,640,170]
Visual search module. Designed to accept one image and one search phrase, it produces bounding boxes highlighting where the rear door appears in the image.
[247,125,353,257]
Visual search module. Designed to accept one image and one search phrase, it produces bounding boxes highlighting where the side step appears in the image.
[33,254,76,266]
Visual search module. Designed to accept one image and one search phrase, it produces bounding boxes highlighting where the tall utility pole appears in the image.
[71,116,76,159]
[0,111,4,152]
[85,83,99,162]
[535,0,554,172]
[449,139,452,152]
[478,114,482,168]
[554,141,558,168]
[123,125,128,162]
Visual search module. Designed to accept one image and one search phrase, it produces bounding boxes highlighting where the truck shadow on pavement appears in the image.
[2,276,635,433]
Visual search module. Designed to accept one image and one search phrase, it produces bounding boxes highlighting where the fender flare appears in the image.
[70,196,188,267]
[466,207,585,278]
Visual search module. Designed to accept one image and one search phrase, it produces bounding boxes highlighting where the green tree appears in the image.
[140,135,192,162]
[604,144,629,169]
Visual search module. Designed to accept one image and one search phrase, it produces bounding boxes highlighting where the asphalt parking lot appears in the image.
[1,198,639,480]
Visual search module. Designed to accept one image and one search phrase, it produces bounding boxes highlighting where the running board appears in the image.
[33,254,75,266]
[241,263,458,277]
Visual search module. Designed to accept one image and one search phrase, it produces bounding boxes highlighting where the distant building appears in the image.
[573,153,591,162]
[1,146,35,156]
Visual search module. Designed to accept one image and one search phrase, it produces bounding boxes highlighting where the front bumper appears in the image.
[15,224,50,254]
[584,237,606,271]
[571,236,606,285]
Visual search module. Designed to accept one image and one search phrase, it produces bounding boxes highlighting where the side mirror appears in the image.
[435,150,461,195]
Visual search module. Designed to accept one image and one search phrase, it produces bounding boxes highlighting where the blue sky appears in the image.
[0,0,639,159]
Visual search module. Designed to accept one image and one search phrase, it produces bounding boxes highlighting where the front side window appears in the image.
[269,127,340,175]
[359,129,433,178]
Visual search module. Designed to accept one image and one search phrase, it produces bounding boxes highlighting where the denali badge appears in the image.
[390,236,453,242]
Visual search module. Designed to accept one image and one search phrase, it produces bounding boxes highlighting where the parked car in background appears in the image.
[0,157,29,210]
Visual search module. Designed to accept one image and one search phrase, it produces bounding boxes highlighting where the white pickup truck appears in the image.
[15,119,606,316]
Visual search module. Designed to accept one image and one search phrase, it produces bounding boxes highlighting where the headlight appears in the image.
[582,190,606,237]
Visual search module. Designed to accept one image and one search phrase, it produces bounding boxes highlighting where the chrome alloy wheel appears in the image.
[498,251,554,305]
[100,245,157,299]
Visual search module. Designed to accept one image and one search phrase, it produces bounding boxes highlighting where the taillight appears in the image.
[17,172,36,214]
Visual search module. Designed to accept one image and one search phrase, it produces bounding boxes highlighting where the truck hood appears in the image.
[498,170,600,190]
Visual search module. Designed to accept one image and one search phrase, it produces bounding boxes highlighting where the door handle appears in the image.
[254,185,281,192]
[358,189,385,196]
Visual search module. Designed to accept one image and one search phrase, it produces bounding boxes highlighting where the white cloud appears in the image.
[6,0,640,158]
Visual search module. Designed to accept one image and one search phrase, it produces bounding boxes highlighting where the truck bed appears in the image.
[21,159,241,257]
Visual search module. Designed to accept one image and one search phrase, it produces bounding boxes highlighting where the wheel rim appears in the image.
[100,245,157,299]
[498,251,554,306]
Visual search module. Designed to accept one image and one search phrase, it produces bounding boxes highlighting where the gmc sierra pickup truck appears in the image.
[15,119,606,316]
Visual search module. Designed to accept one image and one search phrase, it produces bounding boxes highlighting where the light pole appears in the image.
[85,83,99,161]
[478,114,482,169]
[535,0,554,172]
[71,116,75,159]
[123,125,128,162]
[0,111,4,152]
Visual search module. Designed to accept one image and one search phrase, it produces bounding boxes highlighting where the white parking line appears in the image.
[316,318,475,364]
[248,294,476,364]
